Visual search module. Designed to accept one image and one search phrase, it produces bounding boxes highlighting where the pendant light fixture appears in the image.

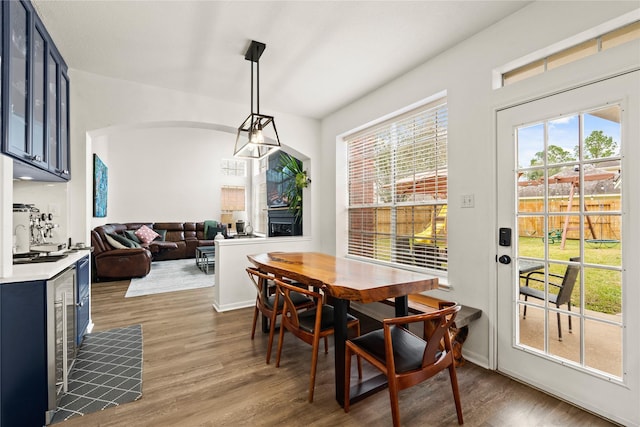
[234,40,281,159]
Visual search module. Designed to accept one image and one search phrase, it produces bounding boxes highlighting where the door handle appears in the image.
[498,255,511,265]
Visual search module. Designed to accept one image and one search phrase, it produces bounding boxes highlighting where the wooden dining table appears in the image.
[247,251,439,406]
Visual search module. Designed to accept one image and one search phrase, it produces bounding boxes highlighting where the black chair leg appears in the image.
[568,303,572,333]
[557,312,562,341]
[522,295,528,319]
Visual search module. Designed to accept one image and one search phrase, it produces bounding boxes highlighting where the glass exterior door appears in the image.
[515,104,622,376]
[496,72,639,425]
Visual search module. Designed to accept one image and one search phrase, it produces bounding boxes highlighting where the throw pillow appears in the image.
[105,234,128,249]
[107,232,135,248]
[135,225,160,244]
[153,229,167,241]
[122,234,142,248]
[204,220,218,238]
[206,226,226,240]
[124,230,141,243]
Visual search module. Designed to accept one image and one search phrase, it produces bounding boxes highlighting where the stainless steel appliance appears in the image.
[12,203,66,262]
[29,206,63,252]
[45,267,77,424]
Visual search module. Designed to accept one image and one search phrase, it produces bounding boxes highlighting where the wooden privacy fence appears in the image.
[351,196,619,242]
[370,205,446,236]
[518,195,621,240]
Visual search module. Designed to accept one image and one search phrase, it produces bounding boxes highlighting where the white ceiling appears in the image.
[32,1,530,120]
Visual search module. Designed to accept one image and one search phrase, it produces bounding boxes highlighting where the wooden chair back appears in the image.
[345,302,462,426]
[274,278,361,402]
[275,279,323,342]
[246,267,273,303]
[246,267,315,364]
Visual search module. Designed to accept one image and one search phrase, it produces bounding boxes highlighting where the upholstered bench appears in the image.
[382,294,481,366]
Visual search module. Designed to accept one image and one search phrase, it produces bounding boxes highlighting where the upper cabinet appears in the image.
[2,0,70,181]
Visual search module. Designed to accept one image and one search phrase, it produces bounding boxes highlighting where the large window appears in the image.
[346,98,448,273]
[220,186,246,230]
[221,158,247,177]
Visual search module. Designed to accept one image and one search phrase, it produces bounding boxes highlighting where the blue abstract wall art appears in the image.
[93,154,108,217]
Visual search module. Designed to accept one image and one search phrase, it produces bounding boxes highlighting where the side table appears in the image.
[195,246,216,274]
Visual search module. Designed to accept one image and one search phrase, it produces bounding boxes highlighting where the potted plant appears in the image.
[278,153,310,221]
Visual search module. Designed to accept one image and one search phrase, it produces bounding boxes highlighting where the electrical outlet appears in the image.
[461,194,474,208]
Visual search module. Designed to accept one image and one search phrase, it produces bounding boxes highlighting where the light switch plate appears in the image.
[461,194,474,208]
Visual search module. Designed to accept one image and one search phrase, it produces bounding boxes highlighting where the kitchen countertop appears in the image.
[1,249,91,284]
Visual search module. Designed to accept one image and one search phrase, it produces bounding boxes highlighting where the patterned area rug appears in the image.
[125,258,215,297]
[52,325,143,423]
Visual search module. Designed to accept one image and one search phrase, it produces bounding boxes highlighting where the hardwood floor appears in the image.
[57,279,616,427]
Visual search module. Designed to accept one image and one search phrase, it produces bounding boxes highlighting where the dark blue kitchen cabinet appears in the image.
[1,262,81,426]
[0,280,49,427]
[2,0,70,181]
[76,255,90,345]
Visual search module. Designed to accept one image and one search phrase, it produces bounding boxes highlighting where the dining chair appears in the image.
[274,278,362,403]
[246,268,314,364]
[344,302,463,427]
[520,257,580,341]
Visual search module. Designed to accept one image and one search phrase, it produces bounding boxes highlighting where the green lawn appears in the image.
[371,235,622,315]
[518,236,621,315]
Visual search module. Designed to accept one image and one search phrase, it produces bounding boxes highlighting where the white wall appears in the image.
[322,1,639,368]
[89,126,247,226]
[213,236,314,312]
[0,156,13,277]
[67,70,321,245]
[13,181,69,246]
[0,67,320,276]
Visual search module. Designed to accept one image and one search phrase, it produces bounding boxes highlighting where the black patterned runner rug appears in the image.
[52,324,143,423]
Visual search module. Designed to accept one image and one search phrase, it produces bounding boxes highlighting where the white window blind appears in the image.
[221,186,245,212]
[346,99,448,272]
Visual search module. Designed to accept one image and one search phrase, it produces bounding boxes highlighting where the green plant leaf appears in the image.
[278,153,307,220]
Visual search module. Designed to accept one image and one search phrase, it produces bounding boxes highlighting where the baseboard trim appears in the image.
[212,299,254,313]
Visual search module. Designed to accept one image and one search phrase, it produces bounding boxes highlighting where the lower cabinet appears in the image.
[76,255,91,345]
[0,280,49,427]
[0,257,91,426]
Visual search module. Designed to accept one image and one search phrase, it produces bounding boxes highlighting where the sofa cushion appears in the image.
[105,234,129,249]
[153,229,167,241]
[111,233,141,248]
[124,230,141,243]
[206,227,226,240]
[204,220,218,237]
[135,225,160,244]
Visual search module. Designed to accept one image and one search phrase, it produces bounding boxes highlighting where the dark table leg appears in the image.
[395,295,408,317]
[333,298,349,406]
[395,294,409,329]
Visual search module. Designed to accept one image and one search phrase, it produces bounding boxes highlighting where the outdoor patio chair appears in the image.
[520,257,580,341]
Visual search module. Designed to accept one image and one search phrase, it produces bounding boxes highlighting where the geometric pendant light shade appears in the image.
[234,40,281,159]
